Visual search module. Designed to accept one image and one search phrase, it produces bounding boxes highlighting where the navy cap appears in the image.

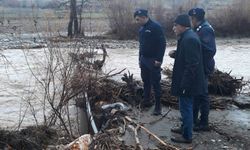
[134,9,148,18]
[174,14,191,27]
[188,8,205,21]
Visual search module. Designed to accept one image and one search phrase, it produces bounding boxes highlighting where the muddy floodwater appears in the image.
[103,38,250,81]
[0,38,250,130]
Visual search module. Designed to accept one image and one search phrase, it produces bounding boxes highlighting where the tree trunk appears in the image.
[78,0,85,36]
[68,0,78,37]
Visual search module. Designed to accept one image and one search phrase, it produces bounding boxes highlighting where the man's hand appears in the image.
[168,50,176,58]
[154,60,162,67]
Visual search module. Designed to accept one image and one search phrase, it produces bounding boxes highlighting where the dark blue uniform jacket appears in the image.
[171,29,205,96]
[195,20,216,75]
[139,19,166,70]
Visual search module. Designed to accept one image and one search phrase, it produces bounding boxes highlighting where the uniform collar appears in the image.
[194,20,206,31]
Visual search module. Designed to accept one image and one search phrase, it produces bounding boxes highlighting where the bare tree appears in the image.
[68,0,89,37]
[78,0,88,35]
[68,0,79,37]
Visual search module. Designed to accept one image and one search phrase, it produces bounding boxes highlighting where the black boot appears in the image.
[193,125,211,132]
[152,98,162,116]
[171,136,192,144]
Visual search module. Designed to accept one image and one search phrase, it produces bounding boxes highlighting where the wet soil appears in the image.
[125,106,250,150]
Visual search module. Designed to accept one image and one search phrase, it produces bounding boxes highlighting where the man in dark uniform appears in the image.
[134,9,166,115]
[188,8,217,131]
[170,14,205,143]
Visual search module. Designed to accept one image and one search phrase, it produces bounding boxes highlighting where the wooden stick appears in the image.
[125,116,180,150]
[128,125,143,150]
[135,125,143,150]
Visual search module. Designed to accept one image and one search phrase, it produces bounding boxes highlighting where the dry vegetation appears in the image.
[105,0,250,39]
[1,0,250,38]
[105,0,139,39]
[209,0,250,36]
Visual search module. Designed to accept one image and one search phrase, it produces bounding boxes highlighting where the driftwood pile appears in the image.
[162,67,245,96]
[161,67,246,109]
[89,107,180,150]
[208,69,244,95]
[73,68,246,114]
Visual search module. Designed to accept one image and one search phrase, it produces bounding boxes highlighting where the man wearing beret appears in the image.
[188,8,216,132]
[134,9,166,115]
[170,14,205,143]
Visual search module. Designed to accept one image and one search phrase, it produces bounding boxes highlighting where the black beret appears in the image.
[174,14,191,27]
[188,8,205,21]
[134,9,148,18]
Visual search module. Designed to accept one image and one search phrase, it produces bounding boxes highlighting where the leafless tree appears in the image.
[68,0,78,37]
[68,0,89,37]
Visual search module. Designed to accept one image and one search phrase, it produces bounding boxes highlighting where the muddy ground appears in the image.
[122,105,250,150]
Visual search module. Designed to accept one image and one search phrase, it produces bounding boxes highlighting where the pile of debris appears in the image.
[162,67,245,96]
[90,112,179,150]
[161,67,246,109]
[0,126,57,150]
[208,69,245,95]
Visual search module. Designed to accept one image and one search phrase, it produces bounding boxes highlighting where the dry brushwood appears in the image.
[208,69,244,96]
[117,70,234,109]
[163,67,245,96]
[160,67,247,109]
[89,107,179,150]
[89,111,134,150]
[120,72,143,105]
[89,132,123,150]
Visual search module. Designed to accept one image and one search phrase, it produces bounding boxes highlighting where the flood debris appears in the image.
[58,46,249,149]
[163,67,245,96]
[208,69,245,96]
[0,125,57,150]
[87,105,179,150]
[64,134,92,150]
[89,106,134,150]
[162,67,248,109]
[66,47,248,150]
